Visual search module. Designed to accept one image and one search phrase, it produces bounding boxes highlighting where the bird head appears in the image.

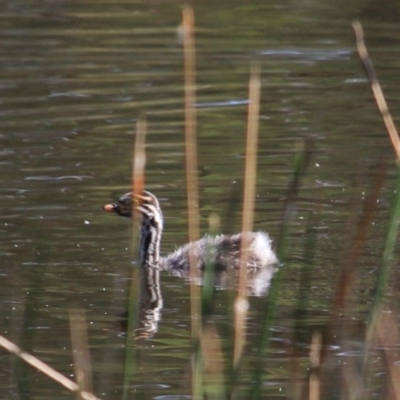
[103,190,162,221]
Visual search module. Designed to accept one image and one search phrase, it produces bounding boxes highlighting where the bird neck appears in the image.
[139,218,163,267]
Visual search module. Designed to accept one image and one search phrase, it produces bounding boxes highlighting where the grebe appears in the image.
[103,191,278,294]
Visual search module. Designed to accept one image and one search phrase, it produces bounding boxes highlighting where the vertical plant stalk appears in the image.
[69,309,93,399]
[182,6,202,400]
[0,335,102,400]
[365,167,400,343]
[233,64,261,368]
[331,163,385,313]
[309,331,322,400]
[353,21,400,160]
[182,5,201,336]
[352,19,400,353]
[123,115,147,400]
[250,140,312,399]
[199,322,226,399]
[351,21,400,393]
[376,312,400,399]
[289,207,320,399]
[200,214,226,397]
[132,116,147,196]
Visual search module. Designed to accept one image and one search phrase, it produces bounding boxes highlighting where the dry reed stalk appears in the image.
[132,115,147,196]
[200,323,226,398]
[309,331,321,400]
[182,5,201,336]
[127,115,147,312]
[352,23,400,397]
[353,21,400,161]
[331,162,385,313]
[122,115,147,400]
[129,115,147,279]
[182,7,202,400]
[69,309,93,399]
[319,164,385,393]
[233,64,261,368]
[0,335,102,400]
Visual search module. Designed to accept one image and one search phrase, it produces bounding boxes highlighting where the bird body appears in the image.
[161,231,277,275]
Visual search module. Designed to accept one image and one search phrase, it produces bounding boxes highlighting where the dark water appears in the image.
[1,0,400,398]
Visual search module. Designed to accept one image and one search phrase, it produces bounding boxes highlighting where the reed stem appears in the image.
[182,6,202,400]
[250,140,312,399]
[69,309,93,398]
[182,5,201,338]
[353,21,400,161]
[123,115,147,400]
[233,63,261,368]
[0,335,102,400]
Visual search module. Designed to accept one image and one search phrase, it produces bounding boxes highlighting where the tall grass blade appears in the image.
[0,335,102,400]
[182,4,201,336]
[201,214,226,398]
[309,331,322,400]
[366,166,400,343]
[201,215,219,317]
[331,162,385,314]
[250,139,312,399]
[290,207,320,399]
[352,22,400,380]
[122,115,147,400]
[233,63,261,368]
[182,6,202,399]
[69,309,93,399]
[376,311,400,399]
[353,21,400,160]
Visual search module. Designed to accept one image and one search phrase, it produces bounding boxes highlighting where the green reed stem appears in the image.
[365,165,400,347]
[191,342,203,400]
[122,269,140,400]
[250,140,312,399]
[201,215,227,399]
[202,216,218,318]
[293,209,319,347]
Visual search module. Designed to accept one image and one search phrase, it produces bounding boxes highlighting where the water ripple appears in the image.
[195,99,249,108]
[259,48,352,61]
[24,175,92,181]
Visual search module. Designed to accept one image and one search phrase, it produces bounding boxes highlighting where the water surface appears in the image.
[1,0,400,398]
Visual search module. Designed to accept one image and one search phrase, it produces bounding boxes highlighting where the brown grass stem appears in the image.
[132,115,147,196]
[182,5,201,337]
[200,323,226,399]
[352,21,400,161]
[0,335,102,400]
[352,23,400,395]
[182,6,202,400]
[123,115,147,400]
[69,309,93,398]
[331,162,385,314]
[233,63,261,368]
[309,331,322,400]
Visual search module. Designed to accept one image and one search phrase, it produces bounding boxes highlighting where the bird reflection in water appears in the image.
[116,265,163,340]
[105,190,278,338]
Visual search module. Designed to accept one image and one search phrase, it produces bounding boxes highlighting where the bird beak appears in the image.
[103,203,117,213]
